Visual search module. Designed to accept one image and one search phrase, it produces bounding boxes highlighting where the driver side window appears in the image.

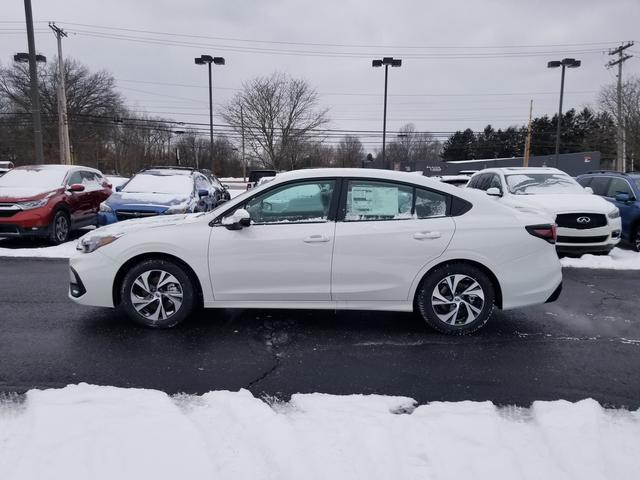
[244,180,335,224]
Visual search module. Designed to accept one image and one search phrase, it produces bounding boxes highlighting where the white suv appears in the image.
[466,167,622,255]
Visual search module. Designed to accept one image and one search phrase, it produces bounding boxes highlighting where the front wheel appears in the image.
[417,263,495,335]
[49,210,70,245]
[119,259,196,328]
[632,226,640,252]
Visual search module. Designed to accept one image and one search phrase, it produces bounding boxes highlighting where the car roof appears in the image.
[13,164,101,174]
[472,167,564,175]
[137,168,195,176]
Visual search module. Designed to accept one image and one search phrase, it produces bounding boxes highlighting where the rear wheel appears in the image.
[632,226,640,252]
[49,210,70,245]
[417,263,495,335]
[119,259,196,328]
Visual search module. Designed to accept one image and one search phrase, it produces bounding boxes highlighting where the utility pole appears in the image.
[523,99,533,167]
[49,22,71,165]
[240,105,246,182]
[607,42,634,172]
[24,0,44,164]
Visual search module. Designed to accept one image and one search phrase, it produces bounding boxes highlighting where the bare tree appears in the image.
[599,76,640,169]
[335,135,365,167]
[222,72,329,170]
[386,123,442,171]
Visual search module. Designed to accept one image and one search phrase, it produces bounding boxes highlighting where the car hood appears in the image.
[87,212,205,237]
[0,187,58,202]
[106,191,192,209]
[502,193,615,214]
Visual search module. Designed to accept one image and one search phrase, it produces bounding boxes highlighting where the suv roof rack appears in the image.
[142,165,196,172]
[585,170,625,175]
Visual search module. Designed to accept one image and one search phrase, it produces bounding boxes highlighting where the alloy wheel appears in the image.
[129,270,184,322]
[431,274,485,326]
[635,230,640,252]
[54,214,69,243]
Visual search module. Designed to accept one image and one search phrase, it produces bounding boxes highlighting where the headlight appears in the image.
[17,198,49,210]
[99,202,113,213]
[608,209,620,219]
[76,234,122,253]
[165,205,188,214]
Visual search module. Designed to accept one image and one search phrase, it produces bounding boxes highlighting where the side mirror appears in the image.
[584,186,594,194]
[68,183,85,192]
[115,185,123,192]
[615,192,632,203]
[221,208,251,230]
[486,187,502,197]
[198,189,209,198]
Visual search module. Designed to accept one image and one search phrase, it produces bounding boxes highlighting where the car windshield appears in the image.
[505,173,585,195]
[122,173,193,195]
[0,166,67,189]
[633,177,640,190]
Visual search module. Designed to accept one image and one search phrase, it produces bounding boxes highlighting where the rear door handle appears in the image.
[303,235,330,243]
[413,231,441,240]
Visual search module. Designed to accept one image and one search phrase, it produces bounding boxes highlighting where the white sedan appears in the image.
[69,168,562,335]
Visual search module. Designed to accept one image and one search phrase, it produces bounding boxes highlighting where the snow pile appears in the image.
[0,384,638,480]
[0,239,78,258]
[560,247,640,270]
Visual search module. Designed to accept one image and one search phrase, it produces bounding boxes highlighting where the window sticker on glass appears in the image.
[350,185,399,217]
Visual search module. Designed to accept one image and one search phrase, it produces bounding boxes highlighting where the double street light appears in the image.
[547,58,581,166]
[195,55,225,173]
[372,57,402,169]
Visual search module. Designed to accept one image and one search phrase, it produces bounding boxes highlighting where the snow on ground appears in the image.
[0,384,639,480]
[0,239,78,258]
[560,247,640,270]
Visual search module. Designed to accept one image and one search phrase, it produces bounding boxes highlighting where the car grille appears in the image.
[115,210,160,221]
[0,204,19,218]
[555,213,607,229]
[557,235,609,244]
[0,224,19,234]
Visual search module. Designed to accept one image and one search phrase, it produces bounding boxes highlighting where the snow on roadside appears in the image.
[0,384,639,480]
[0,239,78,259]
[560,247,640,270]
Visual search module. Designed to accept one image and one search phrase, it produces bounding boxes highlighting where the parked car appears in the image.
[98,167,221,225]
[0,161,15,177]
[70,168,562,335]
[0,164,112,244]
[576,170,640,251]
[105,175,130,190]
[201,169,231,201]
[247,169,277,189]
[438,175,471,188]
[466,167,622,255]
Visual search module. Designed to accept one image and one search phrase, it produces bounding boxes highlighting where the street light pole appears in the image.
[548,58,581,167]
[23,0,45,164]
[372,57,402,169]
[195,55,225,173]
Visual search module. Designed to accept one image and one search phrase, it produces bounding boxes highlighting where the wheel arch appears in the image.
[412,259,503,310]
[112,252,204,308]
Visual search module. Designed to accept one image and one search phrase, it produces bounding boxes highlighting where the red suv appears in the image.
[0,165,112,244]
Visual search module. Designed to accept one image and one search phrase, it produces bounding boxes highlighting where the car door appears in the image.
[65,170,93,226]
[331,179,455,301]
[605,177,635,234]
[194,173,214,211]
[209,179,337,301]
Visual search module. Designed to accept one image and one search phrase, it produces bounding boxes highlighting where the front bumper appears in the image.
[554,218,621,254]
[0,206,55,237]
[68,250,119,307]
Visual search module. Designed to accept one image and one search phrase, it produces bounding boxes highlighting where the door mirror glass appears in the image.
[486,187,502,197]
[115,185,123,192]
[615,192,631,203]
[68,183,85,192]
[222,208,251,230]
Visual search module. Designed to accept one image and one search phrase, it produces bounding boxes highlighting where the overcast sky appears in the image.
[3,0,639,152]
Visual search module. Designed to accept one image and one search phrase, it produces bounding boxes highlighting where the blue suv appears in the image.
[576,171,640,251]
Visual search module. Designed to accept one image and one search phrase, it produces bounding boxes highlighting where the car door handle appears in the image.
[303,235,330,243]
[413,231,441,240]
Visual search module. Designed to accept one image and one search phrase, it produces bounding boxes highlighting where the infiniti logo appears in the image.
[577,216,591,224]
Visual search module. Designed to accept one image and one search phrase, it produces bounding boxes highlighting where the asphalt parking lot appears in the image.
[1,255,639,408]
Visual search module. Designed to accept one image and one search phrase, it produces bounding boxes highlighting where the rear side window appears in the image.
[606,178,633,198]
[589,176,611,196]
[415,188,447,218]
[577,177,592,187]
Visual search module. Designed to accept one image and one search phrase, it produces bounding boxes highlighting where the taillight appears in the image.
[525,224,557,244]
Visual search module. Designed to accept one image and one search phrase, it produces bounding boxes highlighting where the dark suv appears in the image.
[576,171,640,251]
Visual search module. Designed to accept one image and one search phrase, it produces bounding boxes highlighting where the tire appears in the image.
[416,263,495,335]
[49,209,70,245]
[632,226,640,253]
[119,258,196,328]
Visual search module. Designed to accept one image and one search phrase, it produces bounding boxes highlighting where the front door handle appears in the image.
[303,234,330,243]
[413,231,441,240]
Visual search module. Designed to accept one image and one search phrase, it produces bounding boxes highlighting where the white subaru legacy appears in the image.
[466,167,622,256]
[69,168,562,335]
